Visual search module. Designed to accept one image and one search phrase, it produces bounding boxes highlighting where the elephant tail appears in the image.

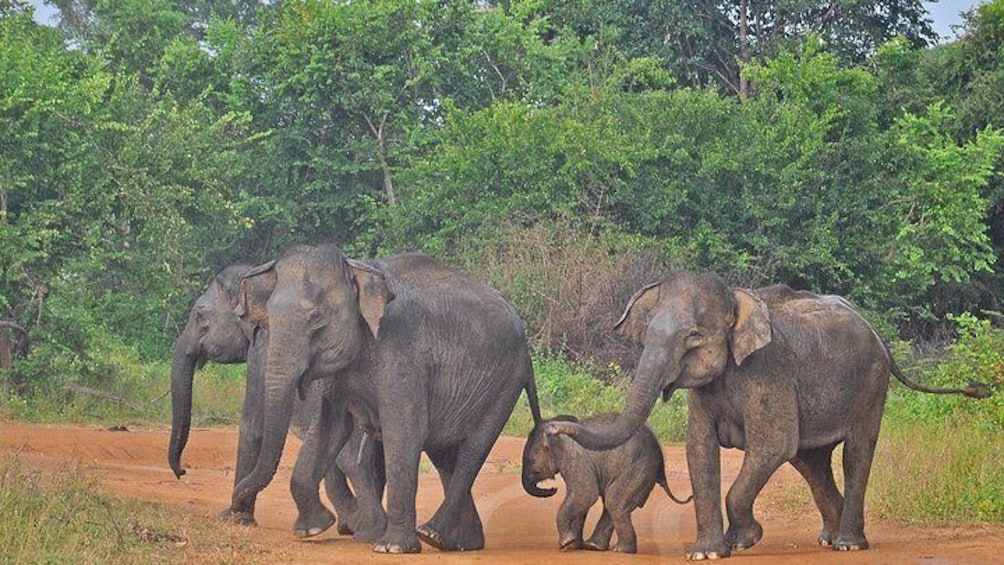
[886,344,992,399]
[523,354,544,426]
[656,455,692,505]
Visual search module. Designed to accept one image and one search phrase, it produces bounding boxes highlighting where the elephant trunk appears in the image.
[551,329,684,450]
[168,329,203,479]
[231,339,303,508]
[521,455,557,498]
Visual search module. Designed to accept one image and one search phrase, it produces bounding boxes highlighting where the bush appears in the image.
[885,312,1004,429]
[505,351,688,443]
[450,221,681,376]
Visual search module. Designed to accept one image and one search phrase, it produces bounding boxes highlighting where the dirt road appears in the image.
[2,422,1001,563]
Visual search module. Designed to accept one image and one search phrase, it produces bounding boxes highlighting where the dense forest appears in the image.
[2,0,1004,392]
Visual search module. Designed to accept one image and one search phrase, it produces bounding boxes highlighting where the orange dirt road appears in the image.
[2,422,1001,563]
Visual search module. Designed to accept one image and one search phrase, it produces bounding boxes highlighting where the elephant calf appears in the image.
[522,413,691,553]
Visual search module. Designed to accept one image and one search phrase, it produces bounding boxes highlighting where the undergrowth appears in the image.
[0,454,266,563]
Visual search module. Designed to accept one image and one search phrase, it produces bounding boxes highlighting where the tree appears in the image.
[533,0,938,96]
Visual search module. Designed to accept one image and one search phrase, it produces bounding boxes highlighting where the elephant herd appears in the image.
[168,244,990,559]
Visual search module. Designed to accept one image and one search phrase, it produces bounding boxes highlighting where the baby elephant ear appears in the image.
[614,281,663,343]
[347,259,395,338]
[730,288,772,366]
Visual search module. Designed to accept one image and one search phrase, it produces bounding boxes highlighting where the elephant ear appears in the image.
[347,259,395,338]
[235,260,277,329]
[730,288,772,366]
[614,282,663,343]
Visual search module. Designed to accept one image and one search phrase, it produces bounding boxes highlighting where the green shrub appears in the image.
[505,351,688,443]
[885,313,1004,429]
[448,221,682,373]
[2,343,246,428]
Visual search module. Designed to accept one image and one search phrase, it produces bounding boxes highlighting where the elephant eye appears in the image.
[307,309,326,329]
[685,329,704,346]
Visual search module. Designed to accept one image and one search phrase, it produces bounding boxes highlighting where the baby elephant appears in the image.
[522,413,691,553]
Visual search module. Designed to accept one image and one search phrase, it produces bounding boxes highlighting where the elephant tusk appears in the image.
[356,430,369,466]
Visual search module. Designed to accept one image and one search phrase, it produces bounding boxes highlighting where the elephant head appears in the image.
[168,264,254,478]
[522,415,582,498]
[548,272,772,450]
[232,244,394,504]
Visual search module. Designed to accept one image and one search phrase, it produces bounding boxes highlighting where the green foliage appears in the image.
[886,313,1004,428]
[3,327,245,427]
[505,351,688,443]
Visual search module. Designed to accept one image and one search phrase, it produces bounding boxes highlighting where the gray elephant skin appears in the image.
[232,245,543,554]
[522,413,691,553]
[547,272,991,560]
[166,264,386,540]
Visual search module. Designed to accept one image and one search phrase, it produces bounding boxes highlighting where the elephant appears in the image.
[230,245,543,554]
[546,272,991,560]
[522,413,691,553]
[166,263,386,540]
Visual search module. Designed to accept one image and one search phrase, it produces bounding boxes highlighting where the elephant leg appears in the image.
[555,488,595,550]
[222,348,266,526]
[335,431,388,542]
[603,474,648,553]
[291,398,347,538]
[372,397,425,554]
[585,508,613,551]
[323,460,357,536]
[417,409,510,552]
[724,444,793,552]
[417,447,485,551]
[685,409,730,560]
[789,445,843,547]
[609,505,638,554]
[834,415,882,551]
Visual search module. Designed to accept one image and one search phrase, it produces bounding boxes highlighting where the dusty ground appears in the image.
[1,422,1001,563]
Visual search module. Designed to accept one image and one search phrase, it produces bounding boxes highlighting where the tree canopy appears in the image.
[2,0,1003,382]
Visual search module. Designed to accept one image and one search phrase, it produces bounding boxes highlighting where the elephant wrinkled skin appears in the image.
[548,272,991,560]
[523,413,690,553]
[232,246,543,554]
[167,264,386,540]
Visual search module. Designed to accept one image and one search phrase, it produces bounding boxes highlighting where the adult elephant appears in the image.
[547,272,991,560]
[231,245,543,554]
[167,263,386,540]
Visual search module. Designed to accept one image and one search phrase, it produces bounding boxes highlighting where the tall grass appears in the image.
[1,347,246,429]
[869,416,1004,524]
[0,454,262,563]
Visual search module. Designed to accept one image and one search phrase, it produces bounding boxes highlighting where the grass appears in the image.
[0,454,267,563]
[869,415,1004,525]
[1,361,246,429]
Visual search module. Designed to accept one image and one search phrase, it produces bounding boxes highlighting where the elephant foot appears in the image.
[613,543,638,554]
[372,532,422,554]
[559,535,584,551]
[584,537,609,551]
[350,514,387,543]
[218,507,257,527]
[817,530,834,547]
[687,539,731,561]
[293,507,336,539]
[833,534,869,551]
[337,522,354,536]
[416,523,485,552]
[725,520,763,551]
